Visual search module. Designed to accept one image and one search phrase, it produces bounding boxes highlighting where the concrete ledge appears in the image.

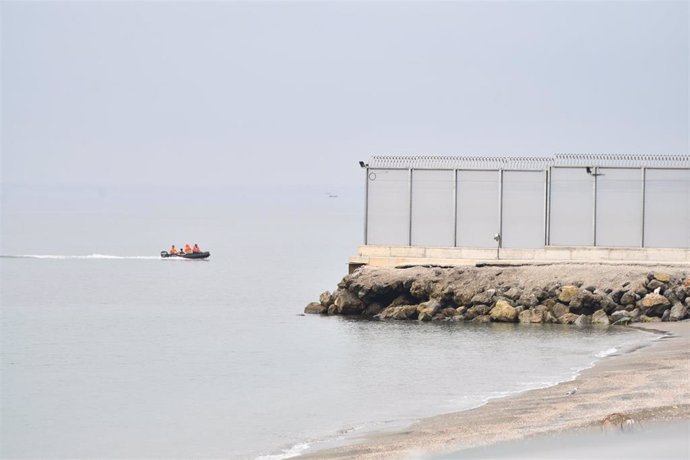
[351,245,690,268]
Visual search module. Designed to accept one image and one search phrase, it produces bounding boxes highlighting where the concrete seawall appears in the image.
[349,245,690,272]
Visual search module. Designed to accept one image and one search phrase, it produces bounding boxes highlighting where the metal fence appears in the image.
[363,155,690,249]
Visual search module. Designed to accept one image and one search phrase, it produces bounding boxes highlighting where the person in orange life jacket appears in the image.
[184,244,192,253]
[169,244,178,255]
[193,244,201,253]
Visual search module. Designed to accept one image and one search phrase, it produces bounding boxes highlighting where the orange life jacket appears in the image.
[170,246,177,254]
[193,245,200,253]
[184,244,192,253]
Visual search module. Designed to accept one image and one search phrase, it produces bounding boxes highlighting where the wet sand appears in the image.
[304,322,690,459]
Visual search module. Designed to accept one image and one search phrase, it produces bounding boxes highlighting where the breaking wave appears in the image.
[595,347,619,358]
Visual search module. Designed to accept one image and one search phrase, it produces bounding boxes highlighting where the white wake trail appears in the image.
[1,254,165,260]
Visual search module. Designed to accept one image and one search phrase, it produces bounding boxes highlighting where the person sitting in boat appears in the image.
[184,244,192,254]
[169,244,178,255]
[193,244,201,253]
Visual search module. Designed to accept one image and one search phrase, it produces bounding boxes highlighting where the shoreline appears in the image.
[302,321,690,459]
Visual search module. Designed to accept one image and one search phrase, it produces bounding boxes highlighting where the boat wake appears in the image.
[1,254,167,260]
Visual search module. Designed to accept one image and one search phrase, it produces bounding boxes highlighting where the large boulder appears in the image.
[441,307,458,318]
[574,314,592,327]
[543,281,562,298]
[363,303,385,317]
[519,308,544,324]
[669,303,688,321]
[470,289,496,306]
[304,302,327,315]
[640,293,670,308]
[465,304,491,320]
[418,310,433,321]
[598,295,618,314]
[453,288,478,306]
[610,289,625,304]
[653,272,671,283]
[518,292,540,308]
[377,305,419,320]
[333,289,364,315]
[591,309,610,325]
[568,290,599,315]
[400,305,419,319]
[319,291,333,307]
[640,293,671,316]
[631,280,649,297]
[490,299,518,322]
[472,314,492,323]
[551,303,570,319]
[503,286,522,300]
[558,313,579,325]
[559,285,580,303]
[409,279,431,300]
[620,290,637,306]
[646,280,665,292]
[610,310,631,323]
[417,300,442,321]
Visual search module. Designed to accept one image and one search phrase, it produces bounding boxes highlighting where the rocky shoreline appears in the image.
[305,264,690,325]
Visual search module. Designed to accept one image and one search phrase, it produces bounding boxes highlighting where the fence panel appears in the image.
[411,170,455,247]
[550,167,593,246]
[596,168,643,247]
[644,169,690,248]
[456,170,499,248]
[502,171,544,248]
[366,169,409,245]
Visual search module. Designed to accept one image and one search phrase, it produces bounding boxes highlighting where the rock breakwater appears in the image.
[305,265,690,325]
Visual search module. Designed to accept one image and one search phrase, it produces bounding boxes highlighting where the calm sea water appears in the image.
[1,186,657,459]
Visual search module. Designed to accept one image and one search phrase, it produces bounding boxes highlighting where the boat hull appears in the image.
[160,251,210,259]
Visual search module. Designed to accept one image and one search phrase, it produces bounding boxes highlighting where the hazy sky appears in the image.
[2,1,688,188]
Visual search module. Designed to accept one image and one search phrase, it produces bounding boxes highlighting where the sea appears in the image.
[0,185,659,459]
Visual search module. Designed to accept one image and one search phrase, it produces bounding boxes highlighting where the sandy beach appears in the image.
[305,321,690,459]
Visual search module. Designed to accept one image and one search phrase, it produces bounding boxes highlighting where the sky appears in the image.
[1,0,688,189]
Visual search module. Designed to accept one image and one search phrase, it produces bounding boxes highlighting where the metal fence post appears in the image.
[641,167,646,247]
[593,166,598,246]
[453,168,458,247]
[547,166,552,246]
[498,169,504,249]
[408,168,413,246]
[543,168,549,247]
[364,167,369,245]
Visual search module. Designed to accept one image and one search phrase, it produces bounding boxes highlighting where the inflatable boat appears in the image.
[160,251,210,260]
